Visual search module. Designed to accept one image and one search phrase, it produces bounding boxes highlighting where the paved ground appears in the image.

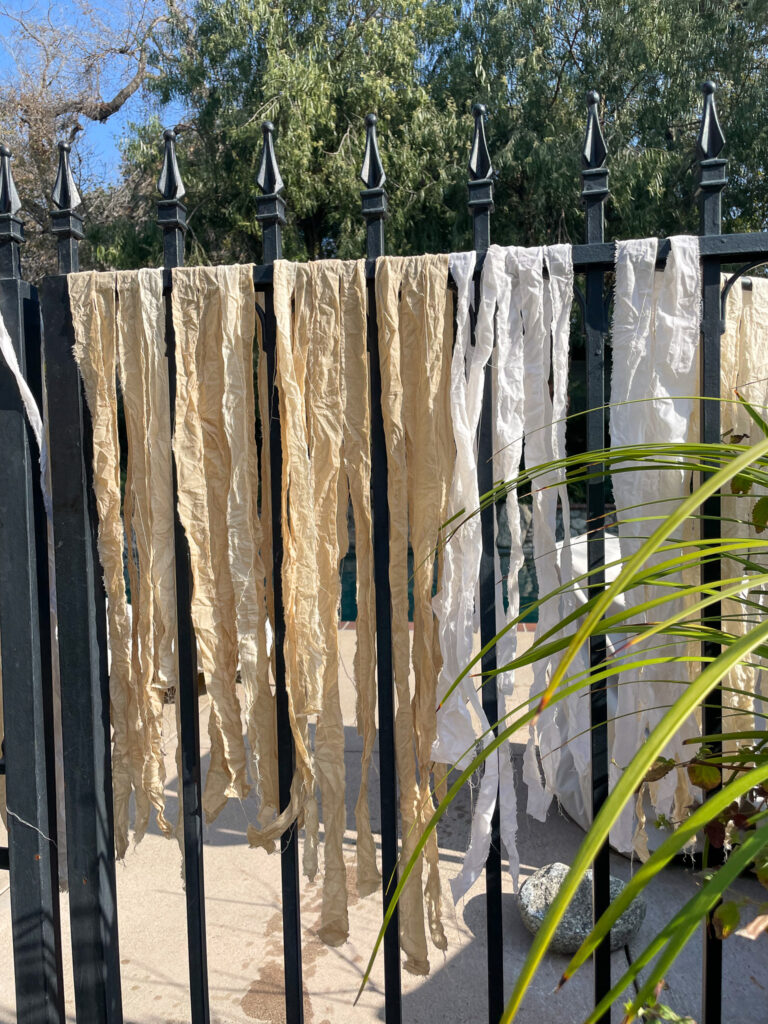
[1,629,766,1023]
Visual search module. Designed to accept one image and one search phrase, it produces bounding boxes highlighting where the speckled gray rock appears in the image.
[518,862,645,953]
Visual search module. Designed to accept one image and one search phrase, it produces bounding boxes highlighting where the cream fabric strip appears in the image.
[720,276,768,742]
[376,254,452,975]
[171,267,251,823]
[609,237,700,855]
[518,245,575,824]
[69,272,152,856]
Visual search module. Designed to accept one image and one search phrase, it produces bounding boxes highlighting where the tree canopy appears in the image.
[2,0,768,273]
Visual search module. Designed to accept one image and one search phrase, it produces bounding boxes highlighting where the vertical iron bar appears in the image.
[696,81,726,1024]
[42,283,123,1024]
[0,143,65,1024]
[360,113,402,1024]
[256,121,304,1024]
[47,143,123,1023]
[581,90,611,1022]
[468,103,504,1024]
[157,128,210,1024]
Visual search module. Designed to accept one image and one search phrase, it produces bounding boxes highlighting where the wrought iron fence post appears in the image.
[468,102,505,1024]
[0,142,65,1024]
[42,146,123,1023]
[696,80,727,1024]
[256,121,304,1024]
[581,89,612,1022]
[157,128,211,1024]
[360,112,402,1024]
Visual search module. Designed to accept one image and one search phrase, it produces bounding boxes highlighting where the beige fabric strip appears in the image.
[340,261,380,899]
[376,254,452,975]
[115,270,176,842]
[69,272,145,858]
[218,271,279,829]
[171,267,250,822]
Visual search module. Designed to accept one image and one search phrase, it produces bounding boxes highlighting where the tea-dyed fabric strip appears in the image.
[376,253,453,975]
[69,270,169,855]
[171,266,253,823]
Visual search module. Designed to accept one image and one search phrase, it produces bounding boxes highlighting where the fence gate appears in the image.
[0,83,767,1024]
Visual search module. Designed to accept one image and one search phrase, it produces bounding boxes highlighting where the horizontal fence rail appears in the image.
[0,80,765,1024]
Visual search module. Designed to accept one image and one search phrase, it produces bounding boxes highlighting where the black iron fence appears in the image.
[0,82,766,1024]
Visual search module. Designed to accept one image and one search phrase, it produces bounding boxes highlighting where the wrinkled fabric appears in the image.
[69,272,151,856]
[376,254,453,974]
[720,276,768,740]
[271,258,378,945]
[115,270,177,841]
[172,267,252,823]
[608,237,701,855]
[433,251,518,903]
[338,264,381,900]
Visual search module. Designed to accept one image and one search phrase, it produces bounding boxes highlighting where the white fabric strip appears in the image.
[609,236,700,855]
[436,245,573,901]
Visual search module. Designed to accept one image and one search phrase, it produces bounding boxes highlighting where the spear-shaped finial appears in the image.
[582,90,607,169]
[50,140,84,274]
[51,142,81,210]
[360,113,386,190]
[469,103,492,181]
[467,103,494,252]
[256,121,286,264]
[256,121,284,196]
[696,82,727,237]
[0,144,24,279]
[0,144,21,216]
[580,91,609,245]
[696,80,725,161]
[359,113,388,260]
[157,128,186,201]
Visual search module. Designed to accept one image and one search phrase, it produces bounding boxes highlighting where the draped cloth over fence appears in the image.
[375,253,453,973]
[719,275,768,742]
[271,257,379,945]
[69,269,175,856]
[608,236,701,856]
[432,245,574,902]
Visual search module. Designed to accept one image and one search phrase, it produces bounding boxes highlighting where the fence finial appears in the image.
[156,129,187,272]
[360,113,388,260]
[256,121,286,264]
[360,113,386,190]
[467,103,493,253]
[257,121,284,196]
[157,128,186,200]
[469,103,492,180]
[52,142,81,211]
[0,145,21,216]
[0,144,24,279]
[696,80,725,161]
[582,90,607,169]
[50,140,85,274]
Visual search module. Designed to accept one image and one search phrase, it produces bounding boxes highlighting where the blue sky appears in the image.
[0,1,184,184]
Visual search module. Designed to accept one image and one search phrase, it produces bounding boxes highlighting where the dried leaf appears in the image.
[734,913,768,940]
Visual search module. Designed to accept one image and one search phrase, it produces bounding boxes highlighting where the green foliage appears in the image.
[90,0,768,268]
[358,408,768,1023]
